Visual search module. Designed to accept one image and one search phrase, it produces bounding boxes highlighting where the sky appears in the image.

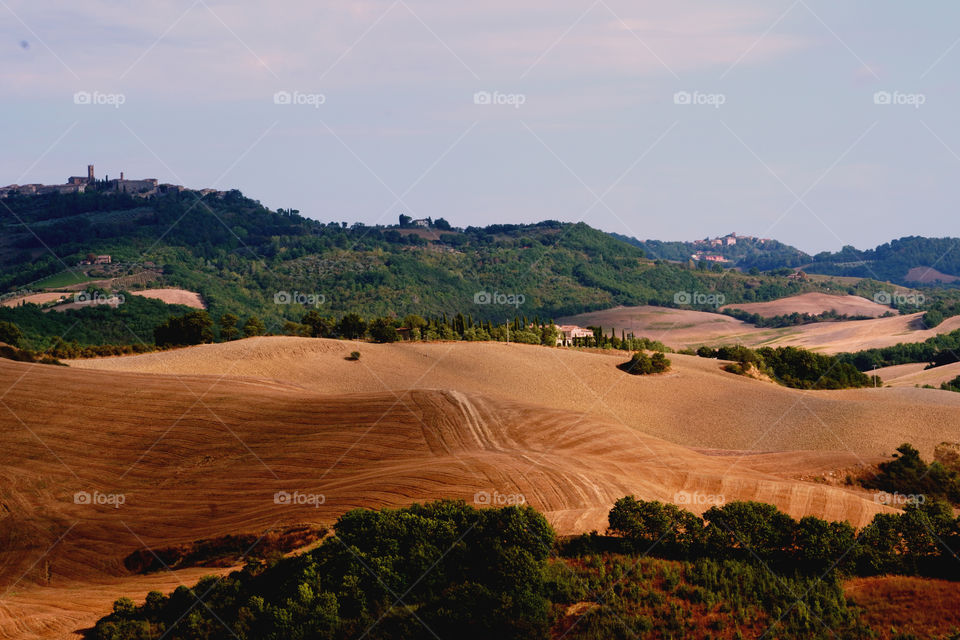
[1,0,959,254]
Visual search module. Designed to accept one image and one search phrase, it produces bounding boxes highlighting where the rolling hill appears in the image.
[0,350,910,638]
[0,189,931,351]
[70,337,960,457]
[720,292,892,318]
[558,303,960,354]
[805,236,960,285]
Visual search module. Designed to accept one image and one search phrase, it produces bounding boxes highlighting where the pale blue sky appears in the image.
[2,1,959,253]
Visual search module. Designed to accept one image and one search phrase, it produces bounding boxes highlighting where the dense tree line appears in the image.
[806,236,960,285]
[605,495,960,580]
[93,494,960,640]
[696,344,875,389]
[835,327,960,369]
[151,308,680,351]
[571,327,671,351]
[722,307,880,328]
[0,295,196,350]
[94,501,554,640]
[1,309,678,357]
[149,309,567,348]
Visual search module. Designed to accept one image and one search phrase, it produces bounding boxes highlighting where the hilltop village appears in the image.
[690,232,774,263]
[0,164,226,199]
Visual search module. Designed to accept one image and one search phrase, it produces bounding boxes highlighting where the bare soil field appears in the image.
[558,305,960,353]
[72,337,960,459]
[0,292,68,308]
[904,265,960,284]
[0,354,901,638]
[721,292,891,318]
[128,288,205,309]
[876,361,960,388]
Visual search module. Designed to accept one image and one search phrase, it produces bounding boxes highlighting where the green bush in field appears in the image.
[619,351,670,375]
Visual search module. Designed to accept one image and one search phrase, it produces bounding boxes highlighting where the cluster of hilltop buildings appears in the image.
[0,165,224,199]
[690,233,773,263]
[692,232,772,248]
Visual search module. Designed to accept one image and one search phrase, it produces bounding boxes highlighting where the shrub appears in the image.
[862,443,960,505]
[0,320,24,348]
[606,494,960,581]
[941,375,960,392]
[619,351,670,375]
[924,309,945,328]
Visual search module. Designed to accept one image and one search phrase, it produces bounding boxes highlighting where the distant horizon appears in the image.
[3,163,951,257]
